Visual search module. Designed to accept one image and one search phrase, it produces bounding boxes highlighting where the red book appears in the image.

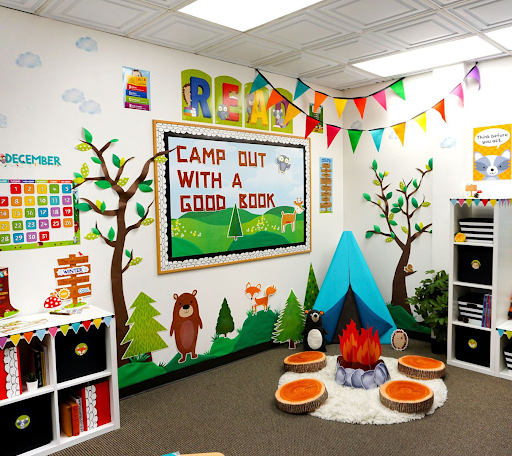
[0,346,21,400]
[82,380,111,429]
[67,400,80,436]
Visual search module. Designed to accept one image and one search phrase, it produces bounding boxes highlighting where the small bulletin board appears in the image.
[0,179,79,251]
[153,121,311,273]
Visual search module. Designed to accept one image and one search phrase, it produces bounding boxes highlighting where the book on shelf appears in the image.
[69,393,84,433]
[482,294,492,329]
[60,401,73,437]
[0,346,21,399]
[67,400,80,436]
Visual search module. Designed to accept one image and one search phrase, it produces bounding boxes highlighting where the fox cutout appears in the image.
[245,282,277,314]
[475,150,511,180]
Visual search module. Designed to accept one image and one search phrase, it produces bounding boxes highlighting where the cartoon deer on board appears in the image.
[245,283,277,314]
[281,198,304,233]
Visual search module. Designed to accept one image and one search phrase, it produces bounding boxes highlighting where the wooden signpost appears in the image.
[54,254,92,307]
[320,158,332,213]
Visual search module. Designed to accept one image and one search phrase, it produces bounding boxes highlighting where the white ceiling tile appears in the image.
[130,13,237,52]
[39,0,164,36]
[374,12,469,48]
[258,52,337,78]
[200,35,294,67]
[429,0,471,5]
[249,12,355,49]
[0,0,47,13]
[316,0,433,31]
[310,35,400,63]
[140,0,189,8]
[450,0,512,31]
[303,65,374,89]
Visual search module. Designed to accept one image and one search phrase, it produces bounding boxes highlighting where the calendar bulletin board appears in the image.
[0,179,80,251]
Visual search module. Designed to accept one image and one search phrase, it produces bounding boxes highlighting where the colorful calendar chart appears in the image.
[123,66,151,111]
[0,179,80,251]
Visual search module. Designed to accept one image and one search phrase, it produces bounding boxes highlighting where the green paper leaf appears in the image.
[75,202,91,212]
[85,232,99,240]
[390,220,398,226]
[422,201,431,207]
[386,192,392,200]
[398,196,404,207]
[141,180,153,186]
[136,203,145,218]
[365,231,373,238]
[379,172,384,179]
[385,237,393,243]
[373,225,381,233]
[155,155,168,164]
[142,218,154,226]
[110,139,119,143]
[373,180,380,186]
[118,177,129,187]
[412,197,418,208]
[83,128,92,143]
[372,159,378,171]
[130,257,143,266]
[363,193,371,201]
[389,213,394,221]
[402,226,408,234]
[81,163,89,178]
[125,249,131,258]
[392,203,398,208]
[391,207,400,214]
[380,213,385,218]
[390,232,395,239]
[74,172,83,179]
[91,156,101,164]
[100,201,106,213]
[73,177,85,185]
[399,182,405,191]
[415,223,421,232]
[92,227,100,235]
[112,154,120,168]
[428,158,433,171]
[108,227,115,242]
[413,179,418,189]
[138,184,153,193]
[76,143,92,152]
[403,185,408,192]
[95,180,112,189]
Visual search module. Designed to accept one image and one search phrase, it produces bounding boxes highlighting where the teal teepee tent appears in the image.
[314,231,396,344]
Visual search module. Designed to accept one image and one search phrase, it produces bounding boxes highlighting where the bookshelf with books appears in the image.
[0,306,119,456]
[448,199,512,380]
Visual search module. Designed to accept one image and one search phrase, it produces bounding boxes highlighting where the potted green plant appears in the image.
[24,373,38,392]
[406,270,449,354]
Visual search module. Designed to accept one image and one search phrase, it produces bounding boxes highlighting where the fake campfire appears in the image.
[335,320,389,389]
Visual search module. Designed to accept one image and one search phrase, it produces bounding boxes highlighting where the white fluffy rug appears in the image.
[278,355,447,425]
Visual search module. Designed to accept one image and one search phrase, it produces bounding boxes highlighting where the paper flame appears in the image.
[338,320,381,365]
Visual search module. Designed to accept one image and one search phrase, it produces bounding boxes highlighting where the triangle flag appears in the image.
[507,331,512,339]
[71,322,81,333]
[450,83,464,106]
[373,91,387,110]
[267,89,284,110]
[327,125,341,148]
[104,316,113,327]
[305,116,320,139]
[284,104,301,125]
[354,98,367,119]
[413,112,427,133]
[48,327,58,338]
[294,79,309,100]
[458,199,465,206]
[490,199,497,206]
[451,199,457,206]
[36,329,46,341]
[93,318,103,329]
[432,99,446,122]
[83,320,92,331]
[390,79,406,100]
[370,128,384,152]
[474,199,480,206]
[61,325,70,336]
[348,130,363,153]
[10,334,21,346]
[0,337,7,350]
[334,99,348,119]
[249,73,268,94]
[482,199,489,206]
[24,332,34,344]
[498,329,504,337]
[392,122,406,146]
[466,66,481,90]
[466,199,473,206]
[313,92,329,112]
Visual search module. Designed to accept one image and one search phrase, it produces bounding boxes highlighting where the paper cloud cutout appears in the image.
[16,52,42,68]
[0,113,7,128]
[389,131,399,140]
[79,100,101,115]
[350,120,363,129]
[76,37,98,52]
[62,89,85,104]
[441,136,456,148]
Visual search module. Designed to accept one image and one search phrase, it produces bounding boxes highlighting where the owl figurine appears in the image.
[217,104,229,120]
[276,154,291,174]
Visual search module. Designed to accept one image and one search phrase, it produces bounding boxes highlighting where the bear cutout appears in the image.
[303,309,327,352]
[170,290,203,363]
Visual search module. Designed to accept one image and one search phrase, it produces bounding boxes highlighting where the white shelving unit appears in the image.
[448,199,512,380]
[0,306,120,456]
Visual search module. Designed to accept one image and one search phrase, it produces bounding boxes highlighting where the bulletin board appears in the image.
[153,121,311,273]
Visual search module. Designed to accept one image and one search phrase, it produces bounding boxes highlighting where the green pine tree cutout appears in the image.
[121,292,168,360]
[227,204,243,241]
[216,298,235,337]
[304,263,319,311]
[273,289,305,349]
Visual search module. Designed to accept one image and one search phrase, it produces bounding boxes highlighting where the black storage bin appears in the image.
[457,245,493,285]
[504,341,512,371]
[455,325,490,367]
[1,393,52,456]
[55,325,106,383]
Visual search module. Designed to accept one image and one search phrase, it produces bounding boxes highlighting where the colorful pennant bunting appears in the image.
[61,324,71,336]
[93,318,103,329]
[507,331,512,339]
[83,320,92,331]
[474,199,480,206]
[327,125,341,148]
[390,79,406,100]
[0,337,7,349]
[294,79,309,100]
[490,199,497,207]
[451,198,512,207]
[36,329,46,341]
[249,73,268,94]
[498,329,504,337]
[393,123,406,146]
[466,65,481,90]
[71,322,81,333]
[482,199,488,206]
[334,98,348,119]
[48,327,58,338]
[305,116,320,139]
[354,98,367,119]
[372,91,387,110]
[24,332,34,344]
[104,316,113,327]
[450,83,464,106]
[451,199,457,206]
[432,99,446,122]
[10,334,21,346]
[267,89,284,110]
[283,104,301,125]
[370,128,384,152]
[348,130,363,153]
[313,92,328,112]
[466,199,472,206]
[413,112,427,133]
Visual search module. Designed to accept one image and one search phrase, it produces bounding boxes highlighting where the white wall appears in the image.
[0,8,344,365]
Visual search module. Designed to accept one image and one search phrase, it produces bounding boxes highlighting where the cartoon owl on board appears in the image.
[276,154,291,174]
[217,104,229,120]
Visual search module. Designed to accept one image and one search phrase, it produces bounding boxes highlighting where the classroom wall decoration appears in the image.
[308,103,323,134]
[245,83,270,131]
[153,121,311,273]
[123,66,151,111]
[214,75,242,127]
[53,254,92,308]
[0,179,79,251]
[319,157,333,213]
[0,267,19,320]
[270,88,293,134]
[473,124,511,181]
[181,69,213,123]
[363,159,433,314]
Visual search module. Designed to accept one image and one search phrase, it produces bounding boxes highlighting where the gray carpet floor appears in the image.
[55,340,512,456]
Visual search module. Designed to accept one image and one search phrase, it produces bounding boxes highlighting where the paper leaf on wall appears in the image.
[125,249,131,258]
[334,99,348,119]
[154,156,168,164]
[76,143,92,151]
[85,232,99,240]
[76,202,92,211]
[130,257,143,266]
[112,154,121,168]
[91,156,101,164]
[142,218,154,226]
[81,163,89,178]
[108,227,115,241]
[110,139,119,143]
[73,177,85,184]
[136,203,145,218]
[138,184,153,193]
[83,128,92,143]
[118,177,129,187]
[95,180,112,189]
